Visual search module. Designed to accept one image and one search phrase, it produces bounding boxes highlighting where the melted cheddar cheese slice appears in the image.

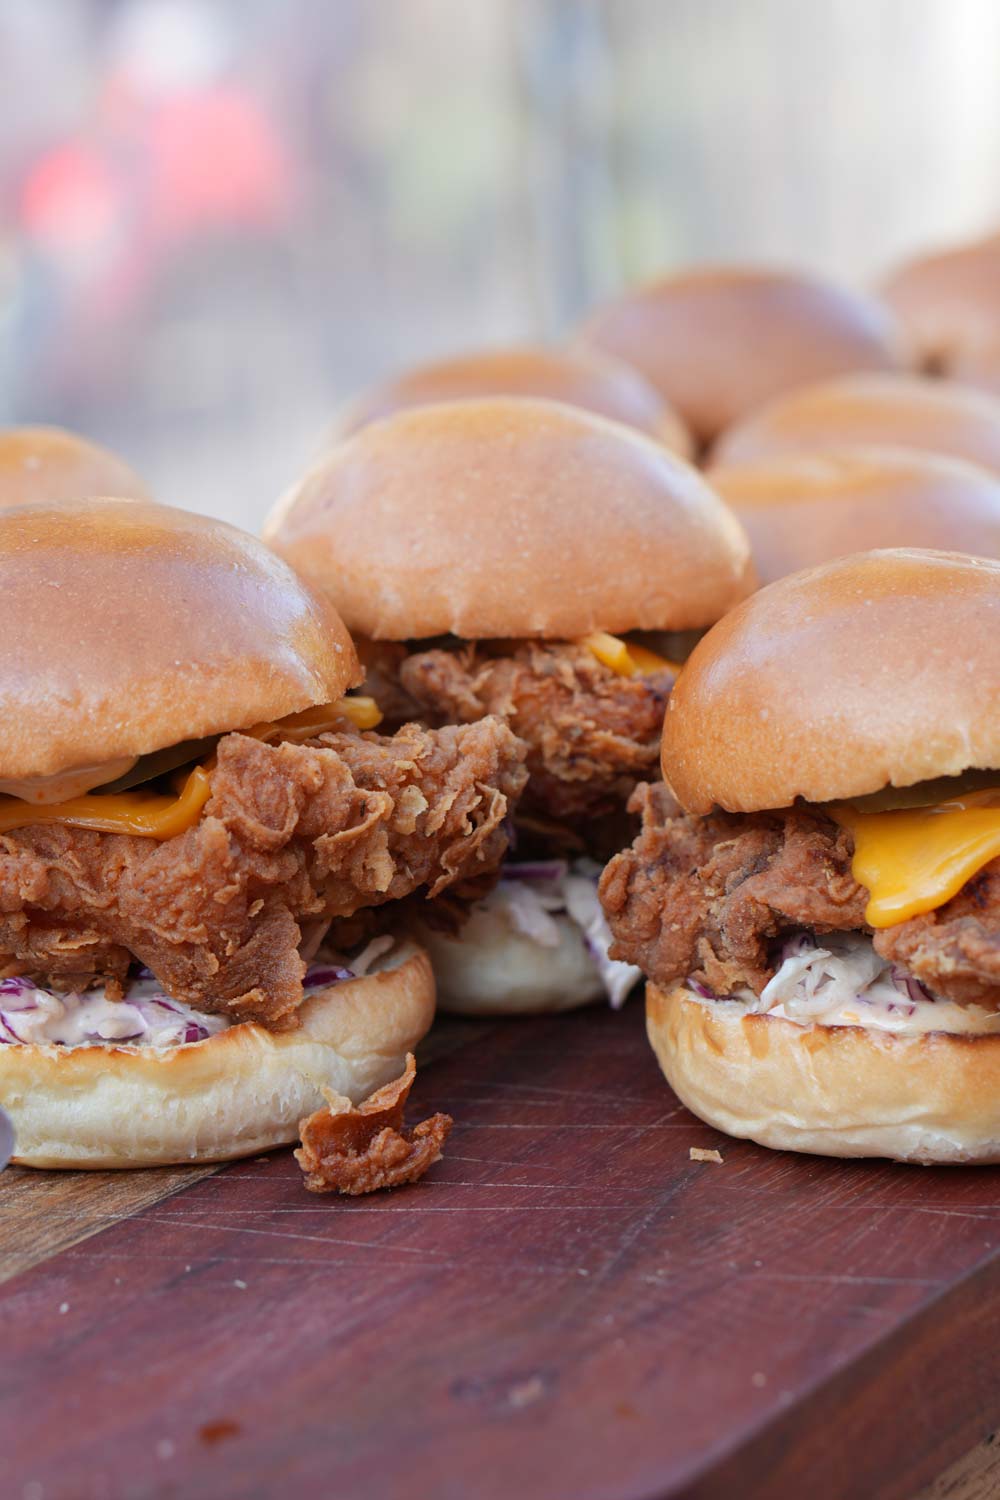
[0,765,212,840]
[581,632,679,678]
[831,790,1000,928]
[0,698,382,840]
[247,697,382,740]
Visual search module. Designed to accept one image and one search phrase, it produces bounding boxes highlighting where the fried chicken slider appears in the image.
[266,396,752,1015]
[712,372,1000,476]
[0,500,525,1166]
[0,425,150,506]
[331,344,692,457]
[576,266,905,450]
[883,232,1000,393]
[711,446,1000,584]
[601,549,1000,1162]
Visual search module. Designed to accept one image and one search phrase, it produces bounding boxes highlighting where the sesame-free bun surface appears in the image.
[2,943,435,1168]
[0,426,151,507]
[334,345,693,457]
[0,498,359,781]
[712,446,1000,584]
[712,372,1000,474]
[663,548,1000,814]
[648,984,1000,1163]
[883,234,1000,382]
[266,397,754,640]
[576,267,903,446]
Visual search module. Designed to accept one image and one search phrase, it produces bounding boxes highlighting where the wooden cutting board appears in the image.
[1,1002,999,1500]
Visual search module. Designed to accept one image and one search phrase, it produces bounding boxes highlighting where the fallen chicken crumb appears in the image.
[689,1146,724,1164]
[295,1053,452,1195]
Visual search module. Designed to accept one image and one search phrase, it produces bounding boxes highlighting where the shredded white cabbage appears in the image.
[492,860,642,1007]
[563,872,642,1009]
[0,973,229,1049]
[0,940,389,1051]
[501,880,565,948]
[740,932,1000,1036]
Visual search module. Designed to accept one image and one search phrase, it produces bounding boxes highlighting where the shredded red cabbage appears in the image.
[302,965,355,990]
[891,969,934,1005]
[501,860,569,884]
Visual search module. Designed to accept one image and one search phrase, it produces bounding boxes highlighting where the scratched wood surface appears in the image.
[2,1003,1000,1500]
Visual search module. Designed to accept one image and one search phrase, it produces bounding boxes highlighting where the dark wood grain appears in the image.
[0,1163,220,1282]
[2,1004,1000,1500]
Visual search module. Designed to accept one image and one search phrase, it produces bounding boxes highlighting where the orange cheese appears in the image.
[0,698,382,841]
[626,641,680,676]
[0,765,212,840]
[831,789,1000,928]
[246,696,383,741]
[581,632,679,678]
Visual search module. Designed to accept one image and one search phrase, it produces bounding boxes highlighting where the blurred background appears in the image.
[2,0,1000,528]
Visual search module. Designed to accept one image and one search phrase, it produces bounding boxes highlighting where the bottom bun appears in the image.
[647,983,1000,1163]
[416,908,605,1015]
[3,942,435,1169]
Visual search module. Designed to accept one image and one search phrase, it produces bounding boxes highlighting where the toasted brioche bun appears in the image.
[648,984,1000,1163]
[711,446,1000,584]
[712,372,1000,474]
[883,235,1000,379]
[333,346,693,457]
[0,426,150,507]
[414,909,606,1015]
[663,548,1000,814]
[949,342,1000,398]
[266,397,754,640]
[0,498,358,781]
[576,267,904,446]
[3,943,435,1168]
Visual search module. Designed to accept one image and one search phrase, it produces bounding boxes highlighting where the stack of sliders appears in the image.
[0,499,526,1176]
[266,395,753,1015]
[601,549,1000,1162]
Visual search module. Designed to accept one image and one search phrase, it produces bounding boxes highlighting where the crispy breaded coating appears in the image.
[397,640,672,827]
[295,1054,451,1194]
[0,719,527,1027]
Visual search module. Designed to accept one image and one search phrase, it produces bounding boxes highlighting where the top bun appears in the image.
[576,267,904,446]
[0,426,151,507]
[333,345,693,457]
[712,372,1000,474]
[266,397,754,641]
[711,446,1000,585]
[0,499,359,781]
[662,548,1000,814]
[883,235,1000,379]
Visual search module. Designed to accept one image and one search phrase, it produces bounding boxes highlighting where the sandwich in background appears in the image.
[711,446,1000,584]
[0,425,150,506]
[332,344,692,458]
[576,266,905,450]
[884,232,1000,394]
[711,371,1000,473]
[266,395,753,1016]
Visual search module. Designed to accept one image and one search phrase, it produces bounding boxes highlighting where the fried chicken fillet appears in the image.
[0,720,526,1029]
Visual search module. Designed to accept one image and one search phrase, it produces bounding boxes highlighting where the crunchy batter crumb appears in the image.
[295,1054,452,1195]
